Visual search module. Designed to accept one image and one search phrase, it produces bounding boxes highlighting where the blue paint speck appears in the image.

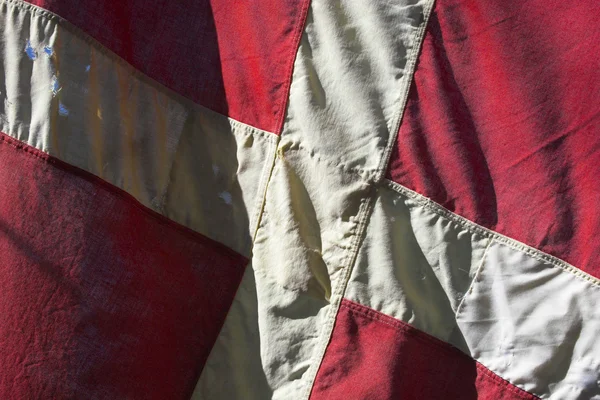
[51,75,61,97]
[219,191,233,205]
[58,101,69,117]
[85,65,91,72]
[43,46,53,57]
[24,40,37,60]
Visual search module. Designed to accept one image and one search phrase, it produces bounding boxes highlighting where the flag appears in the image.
[0,0,598,398]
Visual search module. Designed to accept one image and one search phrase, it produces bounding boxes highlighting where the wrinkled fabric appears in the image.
[21,0,310,131]
[0,132,246,399]
[387,0,600,276]
[0,0,276,256]
[195,1,434,398]
[311,300,538,400]
[346,183,490,348]
[0,0,598,399]
[342,181,600,399]
[458,242,600,399]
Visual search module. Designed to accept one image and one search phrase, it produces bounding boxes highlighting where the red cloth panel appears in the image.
[0,132,247,399]
[311,300,539,400]
[387,0,600,275]
[24,0,309,133]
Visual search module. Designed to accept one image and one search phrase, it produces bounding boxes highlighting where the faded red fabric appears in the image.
[387,0,600,275]
[311,300,538,400]
[24,0,309,133]
[0,132,247,399]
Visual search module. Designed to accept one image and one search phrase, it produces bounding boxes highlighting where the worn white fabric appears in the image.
[195,146,373,400]
[4,1,596,399]
[345,182,490,351]
[345,180,600,399]
[283,0,432,176]
[193,265,271,400]
[194,0,435,399]
[0,0,275,256]
[458,242,600,399]
[251,149,372,399]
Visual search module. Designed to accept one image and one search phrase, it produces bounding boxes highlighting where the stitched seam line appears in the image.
[250,136,280,244]
[0,0,277,139]
[302,2,437,396]
[375,0,437,180]
[384,179,600,289]
[157,122,277,214]
[473,364,540,400]
[273,0,311,136]
[0,120,276,164]
[456,239,492,317]
[341,300,539,400]
[301,194,376,400]
[230,119,279,144]
[0,131,247,264]
[1,0,278,238]
[0,116,276,250]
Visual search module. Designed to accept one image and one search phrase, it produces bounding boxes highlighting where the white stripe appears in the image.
[282,0,433,177]
[0,0,276,256]
[194,0,436,398]
[346,183,490,349]
[345,180,600,399]
[459,242,600,399]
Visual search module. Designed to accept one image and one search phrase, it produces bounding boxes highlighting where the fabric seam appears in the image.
[0,0,278,139]
[250,136,281,244]
[162,124,276,215]
[301,194,376,400]
[384,179,600,288]
[340,300,539,400]
[455,239,493,316]
[302,1,438,397]
[0,131,247,263]
[374,0,437,180]
[199,0,308,393]
[273,0,312,136]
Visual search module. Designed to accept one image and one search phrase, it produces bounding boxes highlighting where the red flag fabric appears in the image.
[0,0,598,398]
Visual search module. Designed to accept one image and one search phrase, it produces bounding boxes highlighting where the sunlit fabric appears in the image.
[0,0,598,398]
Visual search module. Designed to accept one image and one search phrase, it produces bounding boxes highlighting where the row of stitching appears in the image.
[303,0,440,397]
[0,131,246,262]
[473,363,540,400]
[2,0,277,138]
[230,119,278,143]
[455,239,493,317]
[2,0,57,20]
[1,0,278,225]
[342,300,539,400]
[249,139,279,244]
[383,181,573,400]
[1,113,276,226]
[375,0,437,179]
[385,179,600,289]
[342,301,463,349]
[0,123,47,155]
[155,121,277,213]
[0,118,275,158]
[301,195,376,400]
[273,0,311,135]
[249,164,357,295]
[454,243,546,400]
